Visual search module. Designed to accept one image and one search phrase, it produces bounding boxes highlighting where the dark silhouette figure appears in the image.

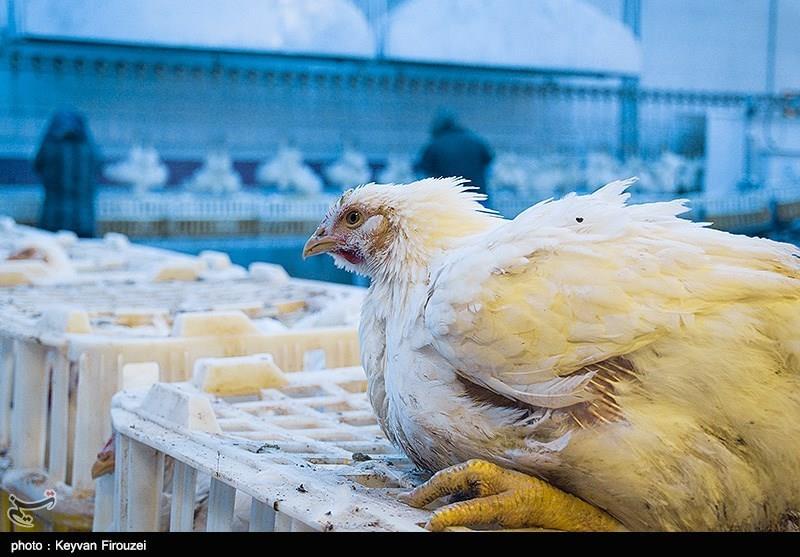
[416,111,494,198]
[33,110,100,237]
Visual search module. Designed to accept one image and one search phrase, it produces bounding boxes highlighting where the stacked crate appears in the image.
[0,223,364,531]
[107,364,430,532]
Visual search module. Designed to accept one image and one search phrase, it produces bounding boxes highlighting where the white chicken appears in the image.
[186,149,242,195]
[378,154,416,185]
[303,177,800,531]
[584,151,622,189]
[0,238,75,285]
[488,152,531,195]
[104,144,169,194]
[324,147,372,191]
[256,143,323,196]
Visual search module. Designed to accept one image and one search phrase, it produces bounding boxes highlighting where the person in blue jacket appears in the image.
[33,110,101,237]
[416,110,494,199]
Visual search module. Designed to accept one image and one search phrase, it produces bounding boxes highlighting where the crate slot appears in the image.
[338,380,369,393]
[339,412,379,427]
[279,385,329,399]
[309,400,355,413]
[296,428,359,442]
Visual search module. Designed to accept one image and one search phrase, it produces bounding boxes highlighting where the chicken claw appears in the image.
[399,459,625,532]
[91,437,115,479]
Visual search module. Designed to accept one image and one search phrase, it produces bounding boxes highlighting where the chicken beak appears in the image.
[303,235,338,259]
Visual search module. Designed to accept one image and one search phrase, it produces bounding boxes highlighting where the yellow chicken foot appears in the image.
[399,459,625,532]
[91,437,115,479]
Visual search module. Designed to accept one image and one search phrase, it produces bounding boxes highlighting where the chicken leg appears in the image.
[91,437,115,479]
[399,459,625,532]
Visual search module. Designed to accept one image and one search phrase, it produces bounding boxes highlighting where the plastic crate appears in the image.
[0,321,360,531]
[0,188,336,238]
[96,191,337,239]
[706,209,773,234]
[0,272,363,530]
[96,191,337,223]
[105,364,431,532]
[3,189,339,240]
[776,200,800,225]
[0,272,364,461]
[0,218,224,286]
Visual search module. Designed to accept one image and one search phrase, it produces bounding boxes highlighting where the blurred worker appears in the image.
[416,110,494,198]
[33,110,100,237]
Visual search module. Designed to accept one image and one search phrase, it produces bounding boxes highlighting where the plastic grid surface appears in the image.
[0,276,362,339]
[0,221,203,285]
[112,366,434,532]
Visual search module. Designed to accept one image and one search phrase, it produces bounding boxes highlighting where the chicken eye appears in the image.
[344,210,363,227]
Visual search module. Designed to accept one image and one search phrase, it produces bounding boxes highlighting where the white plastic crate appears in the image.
[703,191,772,216]
[96,191,338,223]
[1,188,338,223]
[0,218,226,286]
[0,272,363,529]
[106,364,431,532]
[96,192,338,238]
[0,320,360,530]
[0,274,363,472]
[2,189,339,239]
